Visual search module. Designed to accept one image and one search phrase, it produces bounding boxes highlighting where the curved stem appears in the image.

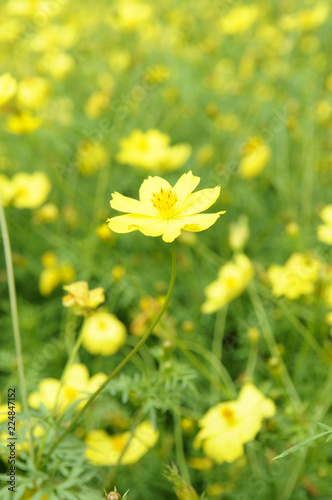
[0,194,34,462]
[41,242,177,467]
[53,320,85,416]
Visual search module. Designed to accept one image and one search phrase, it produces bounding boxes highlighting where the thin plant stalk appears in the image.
[105,408,144,487]
[0,194,34,462]
[52,322,86,415]
[41,241,177,467]
[248,283,302,408]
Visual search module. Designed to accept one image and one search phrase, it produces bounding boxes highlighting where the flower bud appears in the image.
[106,492,121,500]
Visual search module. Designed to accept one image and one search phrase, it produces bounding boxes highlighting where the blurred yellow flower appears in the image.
[84,90,110,119]
[202,254,254,314]
[194,384,276,464]
[33,203,59,224]
[39,253,76,296]
[238,137,271,179]
[81,311,127,355]
[111,265,125,281]
[108,49,132,73]
[62,281,105,316]
[116,129,191,172]
[113,1,152,31]
[220,5,259,35]
[38,51,74,80]
[281,3,329,32]
[11,172,51,209]
[317,205,332,245]
[268,253,321,300]
[28,364,107,414]
[0,174,15,206]
[188,457,214,471]
[5,113,42,134]
[16,77,49,110]
[0,73,17,106]
[96,223,113,242]
[0,395,21,423]
[85,420,159,466]
[107,171,224,243]
[228,215,250,251]
[77,140,109,176]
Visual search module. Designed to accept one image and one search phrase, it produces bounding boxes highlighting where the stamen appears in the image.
[151,187,178,219]
[221,406,236,425]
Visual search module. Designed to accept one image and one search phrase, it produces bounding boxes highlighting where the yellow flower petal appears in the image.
[202,431,245,464]
[111,191,157,215]
[174,186,221,216]
[162,220,185,242]
[64,364,89,389]
[108,214,166,236]
[180,213,224,232]
[172,170,200,202]
[139,175,172,202]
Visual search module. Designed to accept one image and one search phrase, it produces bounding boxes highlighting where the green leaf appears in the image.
[272,430,332,460]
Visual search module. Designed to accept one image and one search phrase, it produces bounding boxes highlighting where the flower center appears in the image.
[221,406,236,425]
[112,434,128,452]
[225,276,237,288]
[64,386,78,400]
[136,137,149,151]
[151,187,178,219]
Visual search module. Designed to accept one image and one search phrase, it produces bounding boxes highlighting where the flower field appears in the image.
[1,0,332,499]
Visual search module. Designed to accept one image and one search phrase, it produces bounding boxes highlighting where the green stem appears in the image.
[105,409,144,487]
[245,339,258,381]
[175,338,234,398]
[41,241,177,467]
[0,194,34,462]
[173,409,190,483]
[53,320,85,416]
[248,283,302,408]
[212,306,227,362]
[176,338,236,398]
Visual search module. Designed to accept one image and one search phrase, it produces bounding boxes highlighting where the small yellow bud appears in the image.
[41,251,58,268]
[181,320,194,333]
[247,327,260,343]
[111,265,125,281]
[285,221,299,236]
[97,223,113,242]
[181,418,195,432]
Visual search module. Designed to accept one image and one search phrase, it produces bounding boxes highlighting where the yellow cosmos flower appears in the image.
[202,254,254,313]
[0,395,21,423]
[0,73,17,106]
[220,5,259,35]
[10,172,51,209]
[112,2,152,32]
[16,77,49,110]
[107,171,224,243]
[5,113,42,135]
[317,205,332,245]
[39,252,76,296]
[116,129,191,172]
[0,174,15,206]
[85,421,159,466]
[28,364,107,414]
[280,2,329,32]
[33,203,59,224]
[238,137,271,179]
[62,281,105,316]
[194,384,276,464]
[76,140,109,176]
[81,311,127,355]
[268,253,321,300]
